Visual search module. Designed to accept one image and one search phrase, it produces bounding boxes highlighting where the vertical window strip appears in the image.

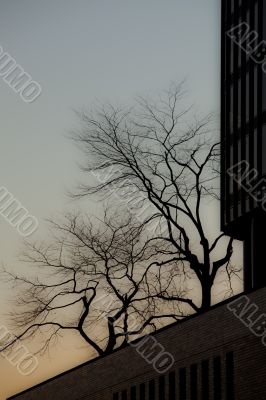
[201,360,209,400]
[149,379,155,400]
[226,352,235,400]
[168,371,176,400]
[179,367,187,400]
[213,356,222,400]
[190,364,198,400]
[158,375,165,400]
[139,383,146,400]
[130,386,136,400]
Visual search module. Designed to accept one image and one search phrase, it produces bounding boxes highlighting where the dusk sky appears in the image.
[0,1,233,398]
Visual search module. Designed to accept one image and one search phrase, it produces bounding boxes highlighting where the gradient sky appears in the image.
[0,1,228,398]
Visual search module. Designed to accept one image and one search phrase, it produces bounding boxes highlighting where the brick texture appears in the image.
[8,288,266,400]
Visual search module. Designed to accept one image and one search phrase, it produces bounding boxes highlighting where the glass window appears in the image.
[158,375,165,400]
[139,383,145,400]
[168,371,176,400]
[130,386,136,400]
[201,360,209,400]
[226,352,235,400]
[149,380,155,400]
[213,356,222,400]
[179,367,187,400]
[190,364,198,400]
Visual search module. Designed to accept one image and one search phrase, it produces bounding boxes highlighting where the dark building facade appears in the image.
[7,288,266,400]
[221,0,266,289]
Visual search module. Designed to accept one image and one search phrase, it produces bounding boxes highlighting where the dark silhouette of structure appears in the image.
[6,2,266,399]
[7,289,266,400]
[221,0,266,290]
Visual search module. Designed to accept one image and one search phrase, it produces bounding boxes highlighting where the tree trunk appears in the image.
[105,317,117,354]
[200,280,212,311]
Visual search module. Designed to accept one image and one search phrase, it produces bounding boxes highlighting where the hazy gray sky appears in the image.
[0,1,222,398]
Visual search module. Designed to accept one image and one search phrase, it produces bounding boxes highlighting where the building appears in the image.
[7,288,266,400]
[221,0,266,290]
[6,2,266,399]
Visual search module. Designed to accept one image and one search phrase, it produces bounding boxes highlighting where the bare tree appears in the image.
[1,213,186,357]
[1,83,240,360]
[72,83,238,311]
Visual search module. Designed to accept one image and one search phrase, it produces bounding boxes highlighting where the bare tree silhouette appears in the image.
[1,213,186,356]
[72,83,238,311]
[1,83,240,358]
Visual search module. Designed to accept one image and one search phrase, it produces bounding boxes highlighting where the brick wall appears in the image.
[8,287,266,400]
